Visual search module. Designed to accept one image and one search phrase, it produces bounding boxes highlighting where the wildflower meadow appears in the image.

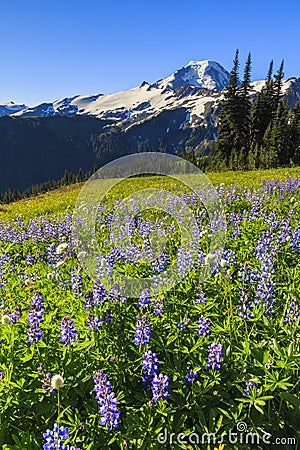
[0,169,299,449]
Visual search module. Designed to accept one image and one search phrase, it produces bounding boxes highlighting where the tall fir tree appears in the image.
[251,60,275,152]
[215,50,253,170]
[214,49,240,168]
[261,100,289,168]
[273,60,285,109]
[236,52,252,167]
[285,101,300,165]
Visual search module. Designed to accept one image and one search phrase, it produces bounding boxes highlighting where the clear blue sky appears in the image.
[1,0,299,106]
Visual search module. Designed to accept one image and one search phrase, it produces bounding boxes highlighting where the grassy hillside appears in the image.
[1,166,300,222]
[0,164,299,448]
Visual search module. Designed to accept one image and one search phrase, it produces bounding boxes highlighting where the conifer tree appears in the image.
[261,100,289,168]
[273,60,284,108]
[214,49,240,167]
[236,52,252,166]
[285,101,300,165]
[251,60,275,152]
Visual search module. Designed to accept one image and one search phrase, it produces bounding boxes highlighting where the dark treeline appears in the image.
[196,50,300,170]
[0,167,96,204]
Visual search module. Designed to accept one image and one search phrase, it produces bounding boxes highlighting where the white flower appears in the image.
[1,314,11,326]
[199,230,208,238]
[204,253,216,265]
[100,258,106,267]
[56,243,68,255]
[51,375,64,390]
[55,260,65,269]
[220,258,227,268]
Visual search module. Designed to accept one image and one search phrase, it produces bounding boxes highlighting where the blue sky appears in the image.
[1,0,299,105]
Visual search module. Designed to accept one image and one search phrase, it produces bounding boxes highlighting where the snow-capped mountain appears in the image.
[9,60,230,123]
[1,60,300,194]
[0,101,27,116]
[5,60,300,129]
[153,60,231,91]
[2,60,300,145]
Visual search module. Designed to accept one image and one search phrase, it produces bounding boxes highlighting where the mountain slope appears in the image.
[9,60,229,122]
[0,60,300,194]
[7,60,300,134]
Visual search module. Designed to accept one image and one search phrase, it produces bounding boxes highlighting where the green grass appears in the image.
[1,166,300,222]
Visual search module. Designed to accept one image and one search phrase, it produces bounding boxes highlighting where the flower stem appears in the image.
[57,389,61,450]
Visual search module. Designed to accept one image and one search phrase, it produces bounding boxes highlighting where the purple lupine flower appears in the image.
[142,350,159,387]
[93,282,106,305]
[43,422,69,449]
[93,370,120,431]
[134,315,151,347]
[151,252,169,273]
[195,285,206,304]
[86,313,103,332]
[42,372,55,395]
[25,254,35,266]
[197,316,211,337]
[176,318,190,331]
[255,264,276,315]
[0,371,4,382]
[152,297,165,318]
[284,298,299,324]
[27,292,45,344]
[28,309,44,325]
[108,285,126,303]
[243,381,260,405]
[28,323,44,344]
[243,381,259,397]
[151,373,170,402]
[290,226,300,251]
[206,343,224,370]
[138,289,151,309]
[184,368,199,385]
[70,267,82,299]
[10,305,22,324]
[83,290,94,310]
[96,254,114,279]
[238,287,254,320]
[30,291,45,313]
[60,316,78,348]
[177,247,193,278]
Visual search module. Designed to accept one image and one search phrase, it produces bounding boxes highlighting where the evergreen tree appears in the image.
[261,100,289,168]
[251,60,275,152]
[214,49,240,167]
[236,52,252,166]
[215,50,253,169]
[273,60,285,108]
[285,101,300,165]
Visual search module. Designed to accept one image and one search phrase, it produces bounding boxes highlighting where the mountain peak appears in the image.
[155,59,231,92]
[180,60,230,91]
